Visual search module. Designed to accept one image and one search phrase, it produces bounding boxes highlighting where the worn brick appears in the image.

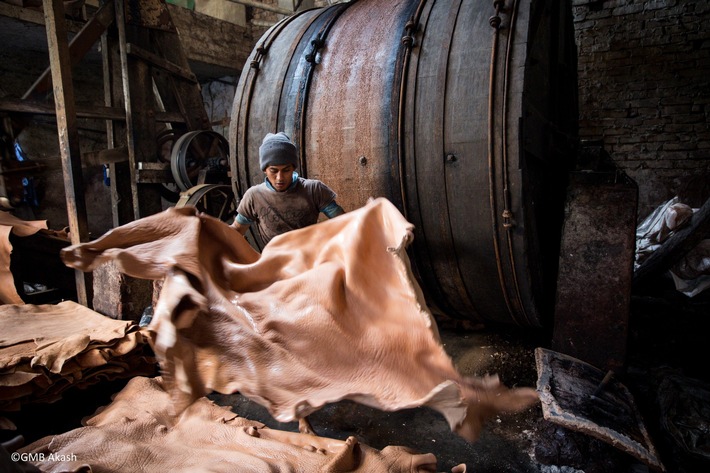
[663,142,698,151]
[614,4,645,15]
[645,0,679,10]
[575,0,710,205]
[672,114,706,124]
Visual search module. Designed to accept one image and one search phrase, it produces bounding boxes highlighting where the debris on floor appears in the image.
[535,348,664,471]
[657,372,710,464]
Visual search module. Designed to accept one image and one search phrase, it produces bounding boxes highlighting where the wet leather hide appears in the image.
[20,376,443,473]
[0,301,155,410]
[61,198,538,443]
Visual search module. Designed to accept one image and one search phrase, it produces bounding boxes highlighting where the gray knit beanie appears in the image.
[259,132,298,170]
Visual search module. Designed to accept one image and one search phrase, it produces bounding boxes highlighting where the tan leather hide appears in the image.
[0,212,48,305]
[61,198,538,442]
[0,301,155,410]
[20,376,443,473]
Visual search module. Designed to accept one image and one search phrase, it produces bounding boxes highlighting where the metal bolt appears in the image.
[358,156,368,166]
[445,153,457,163]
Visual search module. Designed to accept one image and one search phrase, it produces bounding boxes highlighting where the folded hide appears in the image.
[0,301,156,410]
[20,376,442,473]
[0,212,48,305]
[61,198,538,442]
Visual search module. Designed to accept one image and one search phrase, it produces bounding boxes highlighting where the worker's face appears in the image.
[265,164,295,192]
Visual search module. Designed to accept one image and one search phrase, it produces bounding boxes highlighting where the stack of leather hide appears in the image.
[20,376,447,473]
[0,301,156,411]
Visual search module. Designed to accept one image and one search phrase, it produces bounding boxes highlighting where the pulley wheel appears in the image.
[175,184,237,224]
[171,131,230,191]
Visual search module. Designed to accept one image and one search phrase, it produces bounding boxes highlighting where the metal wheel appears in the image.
[170,131,230,191]
[175,184,237,224]
[157,129,180,202]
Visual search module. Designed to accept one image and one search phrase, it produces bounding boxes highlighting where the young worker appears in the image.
[232,132,345,245]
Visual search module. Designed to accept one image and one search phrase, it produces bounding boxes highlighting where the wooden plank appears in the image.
[226,0,293,16]
[135,162,172,183]
[149,28,210,132]
[0,1,84,33]
[0,98,184,123]
[126,42,197,83]
[22,0,115,99]
[0,98,125,120]
[81,147,128,166]
[633,195,710,289]
[42,0,91,306]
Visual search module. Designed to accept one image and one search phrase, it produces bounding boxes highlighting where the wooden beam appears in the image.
[0,98,184,123]
[101,29,134,228]
[115,0,142,221]
[126,42,197,83]
[0,98,125,120]
[226,0,294,16]
[42,0,92,306]
[23,0,115,99]
[116,0,162,219]
[0,1,84,32]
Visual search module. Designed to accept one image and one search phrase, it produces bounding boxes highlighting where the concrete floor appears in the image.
[4,276,709,473]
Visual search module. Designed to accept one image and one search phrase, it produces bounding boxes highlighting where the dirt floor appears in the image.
[3,274,709,473]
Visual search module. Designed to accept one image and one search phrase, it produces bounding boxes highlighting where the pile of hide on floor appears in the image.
[0,301,156,411]
[61,197,538,444]
[20,376,445,473]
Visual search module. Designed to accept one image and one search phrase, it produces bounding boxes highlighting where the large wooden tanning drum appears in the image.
[229,0,579,327]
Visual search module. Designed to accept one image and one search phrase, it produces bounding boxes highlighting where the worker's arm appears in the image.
[232,213,253,235]
[232,221,250,235]
[321,201,345,219]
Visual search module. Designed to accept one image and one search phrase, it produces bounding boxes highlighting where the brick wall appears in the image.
[573,0,710,217]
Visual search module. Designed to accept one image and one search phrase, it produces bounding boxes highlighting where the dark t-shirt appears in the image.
[237,176,337,244]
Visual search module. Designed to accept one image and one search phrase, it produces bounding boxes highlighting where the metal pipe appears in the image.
[226,0,294,16]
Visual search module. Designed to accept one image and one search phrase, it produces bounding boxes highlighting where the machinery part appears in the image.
[175,184,236,224]
[171,130,230,192]
[229,0,579,327]
[156,128,180,202]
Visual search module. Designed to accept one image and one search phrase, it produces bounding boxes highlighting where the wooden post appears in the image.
[42,0,92,306]
[101,27,134,227]
[115,0,162,220]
